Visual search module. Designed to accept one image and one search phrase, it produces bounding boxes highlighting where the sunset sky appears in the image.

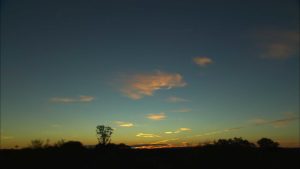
[1,0,299,148]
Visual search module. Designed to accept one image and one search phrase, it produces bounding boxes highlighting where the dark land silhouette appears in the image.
[1,137,299,169]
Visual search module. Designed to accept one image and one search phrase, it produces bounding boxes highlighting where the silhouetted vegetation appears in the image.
[60,141,85,151]
[30,139,44,149]
[257,137,279,149]
[202,137,256,148]
[96,125,113,146]
[53,139,65,148]
[1,136,299,169]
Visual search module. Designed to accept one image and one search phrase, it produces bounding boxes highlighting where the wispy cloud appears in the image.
[147,112,166,120]
[193,57,213,67]
[159,126,244,144]
[50,95,94,103]
[250,117,299,128]
[166,96,189,103]
[169,108,192,113]
[270,118,296,128]
[121,71,186,100]
[2,135,14,140]
[164,127,192,134]
[223,127,244,132]
[136,133,160,138]
[257,30,299,59]
[115,121,134,127]
[251,118,268,125]
[179,128,191,131]
[151,138,179,144]
[79,96,94,102]
[155,114,298,145]
[131,143,172,149]
[165,131,174,134]
[189,126,244,138]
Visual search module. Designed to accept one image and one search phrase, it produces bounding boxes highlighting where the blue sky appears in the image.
[1,0,299,148]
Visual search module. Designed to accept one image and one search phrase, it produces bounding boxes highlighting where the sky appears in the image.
[1,0,299,148]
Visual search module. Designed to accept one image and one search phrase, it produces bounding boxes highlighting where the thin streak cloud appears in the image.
[193,57,213,67]
[164,128,192,134]
[115,121,134,127]
[152,138,179,144]
[256,30,299,59]
[147,112,166,120]
[136,133,160,138]
[166,96,189,103]
[2,136,14,140]
[50,95,94,103]
[251,117,299,128]
[169,108,192,113]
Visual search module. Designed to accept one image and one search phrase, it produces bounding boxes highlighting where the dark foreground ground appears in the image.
[1,147,299,169]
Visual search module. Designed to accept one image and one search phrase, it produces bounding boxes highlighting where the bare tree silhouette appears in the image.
[96,125,113,146]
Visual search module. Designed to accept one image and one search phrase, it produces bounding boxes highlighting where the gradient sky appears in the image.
[1,0,299,148]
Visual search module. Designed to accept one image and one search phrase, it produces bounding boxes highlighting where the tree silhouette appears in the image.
[96,125,113,146]
[212,137,256,148]
[54,139,65,148]
[257,138,279,149]
[30,139,44,149]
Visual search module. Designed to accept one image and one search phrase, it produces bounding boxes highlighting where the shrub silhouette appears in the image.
[257,138,279,149]
[117,143,131,149]
[96,125,113,146]
[60,141,85,151]
[95,142,131,150]
[209,137,256,148]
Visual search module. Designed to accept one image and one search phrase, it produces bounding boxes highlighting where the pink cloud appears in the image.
[121,71,186,99]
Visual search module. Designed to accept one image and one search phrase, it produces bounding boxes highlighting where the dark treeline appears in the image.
[1,137,299,169]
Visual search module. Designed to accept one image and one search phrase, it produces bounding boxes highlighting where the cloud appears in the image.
[164,128,192,134]
[79,96,94,102]
[283,112,296,117]
[250,116,299,128]
[166,96,189,103]
[50,95,94,103]
[251,118,267,125]
[151,138,179,144]
[131,144,171,149]
[223,127,244,132]
[50,97,76,103]
[165,131,174,134]
[181,142,191,147]
[193,57,213,67]
[2,135,14,140]
[190,127,244,138]
[179,128,191,131]
[257,30,299,59]
[270,117,299,128]
[169,108,192,113]
[115,121,134,127]
[160,126,244,144]
[147,112,166,120]
[121,71,186,100]
[136,133,160,138]
[157,115,298,144]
